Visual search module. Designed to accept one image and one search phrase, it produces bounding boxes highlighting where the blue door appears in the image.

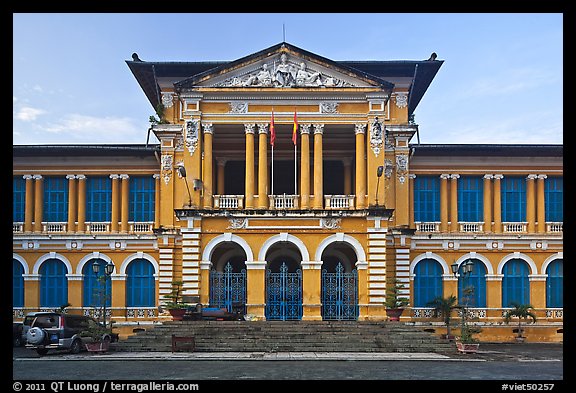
[322,262,358,320]
[265,262,302,320]
[210,262,247,314]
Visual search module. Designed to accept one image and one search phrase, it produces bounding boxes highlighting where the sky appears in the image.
[13,13,563,145]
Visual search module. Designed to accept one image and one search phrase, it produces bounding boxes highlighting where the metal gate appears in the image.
[209,262,246,314]
[265,262,302,320]
[321,262,358,320]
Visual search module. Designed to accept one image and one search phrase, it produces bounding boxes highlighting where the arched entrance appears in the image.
[265,242,303,320]
[209,242,247,314]
[320,242,358,320]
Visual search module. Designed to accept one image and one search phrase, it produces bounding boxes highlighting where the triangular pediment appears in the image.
[175,42,394,90]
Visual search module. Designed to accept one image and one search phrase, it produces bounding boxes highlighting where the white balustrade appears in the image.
[213,195,244,209]
[13,222,23,233]
[459,222,484,232]
[43,222,67,233]
[324,195,355,209]
[131,222,153,233]
[415,222,440,232]
[502,222,527,233]
[269,194,299,209]
[546,222,563,233]
[86,222,110,233]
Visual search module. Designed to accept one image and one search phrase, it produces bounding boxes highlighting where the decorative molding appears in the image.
[395,92,408,108]
[23,174,34,180]
[65,174,76,180]
[493,174,504,180]
[449,174,460,180]
[526,174,538,180]
[202,122,213,134]
[229,102,248,114]
[244,123,255,134]
[409,174,416,180]
[537,174,548,180]
[483,174,494,180]
[257,123,268,134]
[120,174,130,180]
[174,132,184,151]
[161,92,174,108]
[161,155,173,185]
[384,159,394,179]
[313,124,324,135]
[152,174,161,180]
[228,218,248,229]
[32,174,43,180]
[320,102,338,113]
[354,123,366,135]
[109,174,119,180]
[440,174,451,180]
[76,175,86,180]
[185,119,199,155]
[370,117,383,157]
[321,218,341,229]
[300,124,311,134]
[396,155,408,176]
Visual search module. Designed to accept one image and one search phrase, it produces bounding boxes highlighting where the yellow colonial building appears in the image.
[13,43,563,341]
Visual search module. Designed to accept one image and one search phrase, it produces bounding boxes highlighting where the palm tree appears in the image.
[503,302,537,340]
[427,295,458,338]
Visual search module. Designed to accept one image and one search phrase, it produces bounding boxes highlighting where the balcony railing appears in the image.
[43,222,67,233]
[13,222,23,233]
[459,222,484,232]
[214,195,244,209]
[502,222,527,233]
[325,195,355,209]
[546,222,563,233]
[86,222,110,233]
[269,194,299,209]
[130,222,154,233]
[415,222,440,232]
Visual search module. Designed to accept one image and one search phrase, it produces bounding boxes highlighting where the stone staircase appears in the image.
[112,321,456,354]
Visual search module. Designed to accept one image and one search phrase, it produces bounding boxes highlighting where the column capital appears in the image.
[257,123,268,134]
[300,124,311,134]
[244,123,255,134]
[66,174,76,180]
[526,174,538,180]
[32,174,43,180]
[342,157,353,167]
[354,123,366,134]
[483,174,494,180]
[440,174,450,180]
[537,174,548,180]
[120,174,130,180]
[202,122,214,134]
[313,123,324,134]
[449,174,460,180]
[217,158,228,167]
[109,174,119,180]
[409,174,416,179]
[152,174,161,179]
[76,174,86,180]
[493,174,504,180]
[23,174,34,180]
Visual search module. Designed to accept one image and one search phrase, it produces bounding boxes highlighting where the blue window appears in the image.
[129,176,155,222]
[546,259,563,308]
[457,259,486,307]
[83,259,112,307]
[501,177,526,222]
[414,259,443,307]
[126,259,155,307]
[502,259,530,307]
[13,177,26,222]
[40,259,68,307]
[13,259,25,307]
[43,176,68,222]
[414,176,440,222]
[86,177,112,222]
[545,177,563,222]
[458,176,483,222]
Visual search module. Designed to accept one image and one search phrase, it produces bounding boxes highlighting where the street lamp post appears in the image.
[451,259,474,331]
[92,262,115,329]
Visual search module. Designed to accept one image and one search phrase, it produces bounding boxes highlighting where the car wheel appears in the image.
[27,327,46,345]
[36,348,49,356]
[70,339,82,354]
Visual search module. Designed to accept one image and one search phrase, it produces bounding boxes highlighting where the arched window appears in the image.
[546,259,563,308]
[458,259,486,307]
[502,259,530,307]
[414,259,443,307]
[126,259,155,307]
[13,259,25,307]
[83,259,112,307]
[40,259,68,307]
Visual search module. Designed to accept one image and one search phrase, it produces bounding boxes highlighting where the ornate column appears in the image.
[110,174,120,233]
[153,174,160,229]
[66,175,77,233]
[355,123,366,209]
[245,124,255,208]
[493,174,503,233]
[76,175,86,233]
[257,123,268,209]
[409,174,416,229]
[450,174,460,232]
[343,158,352,196]
[120,174,130,233]
[439,174,449,232]
[33,175,43,233]
[483,175,493,233]
[537,174,547,233]
[217,159,226,196]
[23,175,34,233]
[526,174,537,233]
[300,124,311,209]
[313,123,324,209]
[202,122,213,208]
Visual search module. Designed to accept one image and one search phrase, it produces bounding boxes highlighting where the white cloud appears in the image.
[13,96,17,103]
[14,106,47,121]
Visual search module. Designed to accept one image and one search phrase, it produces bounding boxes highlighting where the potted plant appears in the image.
[455,286,481,353]
[384,279,409,321]
[163,281,190,321]
[426,294,458,340]
[81,321,114,353]
[503,302,537,343]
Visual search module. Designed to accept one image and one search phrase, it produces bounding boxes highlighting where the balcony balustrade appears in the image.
[415,222,440,232]
[502,222,527,233]
[213,195,244,209]
[42,222,67,233]
[269,194,299,209]
[324,195,355,209]
[86,222,110,233]
[459,222,484,232]
[546,222,563,233]
[13,222,23,233]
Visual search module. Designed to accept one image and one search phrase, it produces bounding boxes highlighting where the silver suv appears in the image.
[25,312,116,356]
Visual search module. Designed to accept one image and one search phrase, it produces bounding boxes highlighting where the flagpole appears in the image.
[294,143,297,195]
[271,145,274,196]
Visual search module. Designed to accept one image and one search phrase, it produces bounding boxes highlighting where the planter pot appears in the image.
[85,341,110,353]
[385,308,405,322]
[456,341,479,354]
[442,334,456,341]
[168,308,187,321]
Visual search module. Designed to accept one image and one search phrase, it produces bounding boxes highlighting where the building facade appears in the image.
[13,43,563,340]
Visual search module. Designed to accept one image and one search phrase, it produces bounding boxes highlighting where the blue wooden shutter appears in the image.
[457,259,486,307]
[502,259,530,307]
[40,259,68,307]
[126,259,155,307]
[546,259,563,308]
[13,259,25,307]
[82,259,112,307]
[414,259,443,307]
